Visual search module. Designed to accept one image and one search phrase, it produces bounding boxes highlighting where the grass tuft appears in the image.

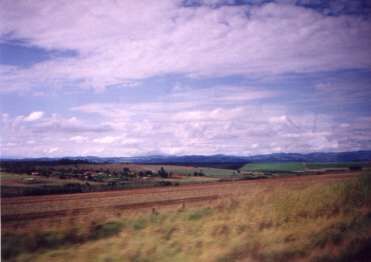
[187,207,213,221]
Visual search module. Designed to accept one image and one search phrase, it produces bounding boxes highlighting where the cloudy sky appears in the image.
[1,0,371,157]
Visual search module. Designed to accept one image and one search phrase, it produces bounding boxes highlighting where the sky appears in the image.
[0,0,371,157]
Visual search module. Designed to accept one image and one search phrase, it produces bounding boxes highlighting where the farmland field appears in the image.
[0,163,230,197]
[1,172,359,223]
[145,165,238,177]
[241,162,307,172]
[241,161,370,172]
[2,160,370,198]
[305,162,367,170]
[2,171,370,261]
[0,172,100,187]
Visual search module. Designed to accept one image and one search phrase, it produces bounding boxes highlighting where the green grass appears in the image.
[160,176,218,184]
[1,172,28,179]
[241,162,369,172]
[0,171,101,197]
[198,167,236,177]
[3,173,371,261]
[149,165,237,177]
[0,172,93,186]
[305,162,365,170]
[241,162,307,172]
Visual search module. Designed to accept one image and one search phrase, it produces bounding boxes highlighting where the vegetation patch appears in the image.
[90,221,124,240]
[1,221,125,260]
[2,172,371,261]
[241,161,369,173]
[241,162,307,172]
[187,207,213,221]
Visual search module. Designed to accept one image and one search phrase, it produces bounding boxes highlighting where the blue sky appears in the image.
[1,0,371,157]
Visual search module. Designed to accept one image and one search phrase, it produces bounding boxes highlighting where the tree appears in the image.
[158,167,168,178]
[122,167,130,176]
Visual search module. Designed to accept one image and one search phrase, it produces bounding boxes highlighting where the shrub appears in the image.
[90,221,124,240]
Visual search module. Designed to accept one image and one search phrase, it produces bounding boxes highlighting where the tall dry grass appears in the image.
[2,173,371,262]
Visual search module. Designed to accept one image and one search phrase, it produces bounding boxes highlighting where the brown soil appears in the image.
[1,172,358,224]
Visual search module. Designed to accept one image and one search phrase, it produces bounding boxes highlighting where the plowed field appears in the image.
[1,172,357,223]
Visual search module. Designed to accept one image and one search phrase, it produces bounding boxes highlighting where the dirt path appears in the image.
[1,172,358,223]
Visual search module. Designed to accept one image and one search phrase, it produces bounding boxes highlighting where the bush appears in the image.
[2,231,67,259]
[90,222,124,240]
[158,167,169,178]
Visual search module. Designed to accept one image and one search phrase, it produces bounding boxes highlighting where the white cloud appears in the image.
[170,85,274,103]
[2,100,371,156]
[69,100,353,155]
[251,143,259,149]
[23,111,44,122]
[69,136,88,143]
[269,115,288,124]
[29,114,112,134]
[46,147,59,154]
[93,136,119,144]
[1,1,370,92]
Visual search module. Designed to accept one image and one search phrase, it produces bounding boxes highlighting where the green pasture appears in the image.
[241,161,368,172]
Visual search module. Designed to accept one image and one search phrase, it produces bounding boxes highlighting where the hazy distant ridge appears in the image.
[2,150,371,164]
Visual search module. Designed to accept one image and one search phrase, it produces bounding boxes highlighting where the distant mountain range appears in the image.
[2,150,371,167]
